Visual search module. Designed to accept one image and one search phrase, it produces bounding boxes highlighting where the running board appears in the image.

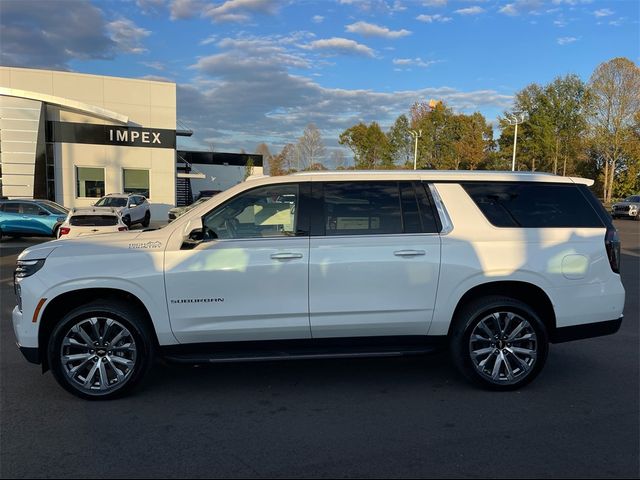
[162,344,443,365]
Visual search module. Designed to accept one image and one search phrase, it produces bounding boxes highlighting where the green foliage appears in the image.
[339,121,393,169]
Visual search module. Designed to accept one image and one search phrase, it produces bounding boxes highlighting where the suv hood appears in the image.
[613,201,639,207]
[17,229,169,261]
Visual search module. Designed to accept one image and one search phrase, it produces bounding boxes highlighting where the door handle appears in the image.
[270,252,303,260]
[394,249,426,257]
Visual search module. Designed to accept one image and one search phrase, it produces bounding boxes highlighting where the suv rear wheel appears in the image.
[47,301,154,400]
[141,211,150,228]
[450,296,549,390]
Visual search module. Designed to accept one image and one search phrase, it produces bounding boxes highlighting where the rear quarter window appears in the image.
[70,215,119,227]
[462,183,604,228]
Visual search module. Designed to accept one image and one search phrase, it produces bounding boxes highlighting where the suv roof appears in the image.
[288,170,594,186]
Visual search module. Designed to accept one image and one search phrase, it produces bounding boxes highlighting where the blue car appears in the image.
[0,199,69,240]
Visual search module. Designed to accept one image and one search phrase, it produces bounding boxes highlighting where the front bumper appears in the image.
[18,345,40,364]
[551,316,623,343]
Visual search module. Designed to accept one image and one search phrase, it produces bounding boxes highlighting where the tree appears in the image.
[255,143,272,174]
[330,149,347,169]
[339,122,392,169]
[298,124,326,169]
[244,158,254,180]
[588,57,640,202]
[387,114,412,167]
[452,112,493,170]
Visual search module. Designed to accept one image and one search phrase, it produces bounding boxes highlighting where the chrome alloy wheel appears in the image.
[60,317,137,394]
[469,311,538,385]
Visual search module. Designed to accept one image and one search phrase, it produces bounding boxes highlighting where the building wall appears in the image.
[0,66,177,218]
[0,95,44,198]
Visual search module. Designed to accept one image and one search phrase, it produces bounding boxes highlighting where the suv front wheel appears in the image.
[450,296,549,390]
[47,301,154,400]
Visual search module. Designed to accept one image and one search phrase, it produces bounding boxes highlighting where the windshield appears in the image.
[623,196,640,203]
[95,197,127,207]
[37,201,68,215]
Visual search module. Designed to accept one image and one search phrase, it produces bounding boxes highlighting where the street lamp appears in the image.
[505,112,525,172]
[409,129,422,170]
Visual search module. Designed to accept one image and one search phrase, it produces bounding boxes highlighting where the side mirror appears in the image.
[129,203,137,208]
[188,228,204,241]
[38,211,49,216]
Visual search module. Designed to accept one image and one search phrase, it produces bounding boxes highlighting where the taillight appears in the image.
[118,226,128,231]
[605,226,621,274]
[59,227,70,236]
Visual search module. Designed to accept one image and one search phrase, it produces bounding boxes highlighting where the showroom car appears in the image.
[93,193,151,228]
[0,199,68,240]
[57,207,129,239]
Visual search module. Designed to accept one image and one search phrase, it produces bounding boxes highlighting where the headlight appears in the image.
[14,259,46,279]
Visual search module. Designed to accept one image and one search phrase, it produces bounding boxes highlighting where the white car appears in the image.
[12,171,625,399]
[93,193,150,228]
[57,208,128,239]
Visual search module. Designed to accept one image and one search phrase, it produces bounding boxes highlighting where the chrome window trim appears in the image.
[428,183,453,235]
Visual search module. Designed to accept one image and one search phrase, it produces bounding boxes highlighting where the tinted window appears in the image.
[323,182,402,236]
[37,201,68,215]
[463,183,604,228]
[95,197,127,208]
[400,182,421,233]
[417,183,440,233]
[123,169,150,197]
[2,203,20,213]
[203,184,299,239]
[70,215,119,226]
[21,203,44,215]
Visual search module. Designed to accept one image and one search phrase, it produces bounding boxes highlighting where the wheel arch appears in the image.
[38,288,159,372]
[448,280,556,338]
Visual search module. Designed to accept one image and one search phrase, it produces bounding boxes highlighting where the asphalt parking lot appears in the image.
[0,220,638,478]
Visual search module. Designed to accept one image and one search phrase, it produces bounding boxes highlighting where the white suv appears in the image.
[12,171,625,399]
[93,193,150,228]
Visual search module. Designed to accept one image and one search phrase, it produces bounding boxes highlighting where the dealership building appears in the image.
[0,66,262,218]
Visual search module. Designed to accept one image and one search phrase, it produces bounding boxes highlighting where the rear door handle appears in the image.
[271,252,304,260]
[394,249,426,257]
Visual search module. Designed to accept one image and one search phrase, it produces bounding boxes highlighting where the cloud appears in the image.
[455,6,485,15]
[178,33,512,152]
[303,37,375,57]
[136,0,167,15]
[392,57,439,68]
[499,0,544,16]
[345,21,411,38]
[593,8,614,17]
[203,0,282,23]
[312,15,325,23]
[141,61,166,71]
[169,0,205,19]
[557,36,578,45]
[422,0,447,6]
[416,14,452,23]
[0,0,118,70]
[107,19,151,54]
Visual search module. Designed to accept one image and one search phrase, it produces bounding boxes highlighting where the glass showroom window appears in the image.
[123,169,150,197]
[76,167,105,198]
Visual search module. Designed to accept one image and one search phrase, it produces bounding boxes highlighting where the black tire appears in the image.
[0,228,3,241]
[123,215,131,227]
[450,295,549,391]
[141,211,150,228]
[47,300,154,400]
[53,225,60,239]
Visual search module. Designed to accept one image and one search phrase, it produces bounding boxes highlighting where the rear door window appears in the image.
[462,183,604,228]
[322,182,403,235]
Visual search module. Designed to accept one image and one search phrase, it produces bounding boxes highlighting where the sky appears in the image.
[1,0,638,159]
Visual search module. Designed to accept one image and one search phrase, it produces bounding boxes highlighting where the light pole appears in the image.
[409,129,422,170]
[506,112,525,171]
